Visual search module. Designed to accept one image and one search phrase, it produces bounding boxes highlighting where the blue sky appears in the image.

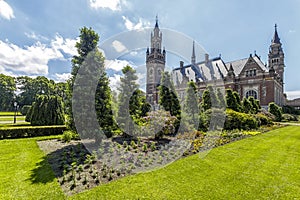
[0,0,299,99]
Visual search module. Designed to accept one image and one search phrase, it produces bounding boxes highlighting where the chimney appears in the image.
[180,61,184,68]
[205,53,209,64]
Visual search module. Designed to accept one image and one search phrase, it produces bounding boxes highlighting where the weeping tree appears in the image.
[26,95,64,126]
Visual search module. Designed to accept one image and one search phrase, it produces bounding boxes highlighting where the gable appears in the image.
[238,56,268,78]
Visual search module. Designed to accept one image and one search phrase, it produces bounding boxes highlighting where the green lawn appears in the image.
[0,116,26,121]
[0,136,65,200]
[0,126,299,199]
[0,122,31,128]
[0,112,22,116]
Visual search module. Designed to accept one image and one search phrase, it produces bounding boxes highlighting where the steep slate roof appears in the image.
[172,57,228,86]
[225,58,248,76]
[225,55,268,76]
[253,55,269,72]
[173,54,269,86]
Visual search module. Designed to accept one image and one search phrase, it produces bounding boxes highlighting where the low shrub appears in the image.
[61,130,79,143]
[0,125,66,139]
[256,113,273,126]
[282,114,298,122]
[198,108,226,132]
[224,109,258,130]
[268,102,282,122]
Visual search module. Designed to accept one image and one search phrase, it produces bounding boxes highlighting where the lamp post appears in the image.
[14,101,17,124]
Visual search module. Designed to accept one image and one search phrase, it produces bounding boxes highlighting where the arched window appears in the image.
[246,90,258,99]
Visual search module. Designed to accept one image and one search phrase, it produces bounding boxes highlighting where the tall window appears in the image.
[246,90,258,99]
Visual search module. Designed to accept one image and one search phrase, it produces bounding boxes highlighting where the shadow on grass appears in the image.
[28,157,56,184]
[28,143,89,184]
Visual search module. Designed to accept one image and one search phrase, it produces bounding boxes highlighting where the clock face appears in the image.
[149,68,153,74]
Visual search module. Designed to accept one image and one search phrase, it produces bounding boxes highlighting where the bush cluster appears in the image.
[282,114,298,122]
[61,130,79,143]
[224,109,258,130]
[0,125,66,139]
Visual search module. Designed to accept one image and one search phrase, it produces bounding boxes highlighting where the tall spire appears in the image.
[155,15,159,28]
[272,24,281,44]
[191,41,196,64]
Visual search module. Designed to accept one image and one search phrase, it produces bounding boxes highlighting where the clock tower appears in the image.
[146,16,166,106]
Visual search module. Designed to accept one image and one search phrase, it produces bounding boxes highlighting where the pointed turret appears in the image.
[155,15,159,28]
[272,24,281,44]
[191,41,196,64]
[268,24,284,83]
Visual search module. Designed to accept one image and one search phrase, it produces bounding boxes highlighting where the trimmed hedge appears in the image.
[0,125,66,139]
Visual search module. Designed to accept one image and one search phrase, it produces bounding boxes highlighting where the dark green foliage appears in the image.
[248,96,259,114]
[16,76,64,107]
[233,92,242,111]
[216,88,226,109]
[118,65,140,135]
[224,109,258,130]
[0,125,66,139]
[67,27,115,137]
[198,108,225,132]
[93,52,115,137]
[198,112,209,132]
[183,81,199,127]
[71,27,100,76]
[208,86,219,108]
[130,89,150,120]
[159,72,181,119]
[282,105,300,115]
[201,86,224,111]
[242,97,252,114]
[20,105,31,115]
[226,89,240,112]
[0,74,16,111]
[67,27,101,131]
[201,89,211,111]
[268,102,282,122]
[27,95,65,126]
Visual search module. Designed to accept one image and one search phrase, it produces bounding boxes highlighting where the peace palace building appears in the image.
[146,19,285,109]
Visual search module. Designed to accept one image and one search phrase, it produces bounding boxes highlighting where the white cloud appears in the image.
[54,73,72,82]
[0,34,77,76]
[105,59,130,71]
[0,65,14,76]
[286,91,300,100]
[51,33,78,56]
[25,32,49,41]
[122,16,150,31]
[112,40,127,53]
[89,0,121,11]
[0,40,63,75]
[0,0,15,20]
[109,74,121,91]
